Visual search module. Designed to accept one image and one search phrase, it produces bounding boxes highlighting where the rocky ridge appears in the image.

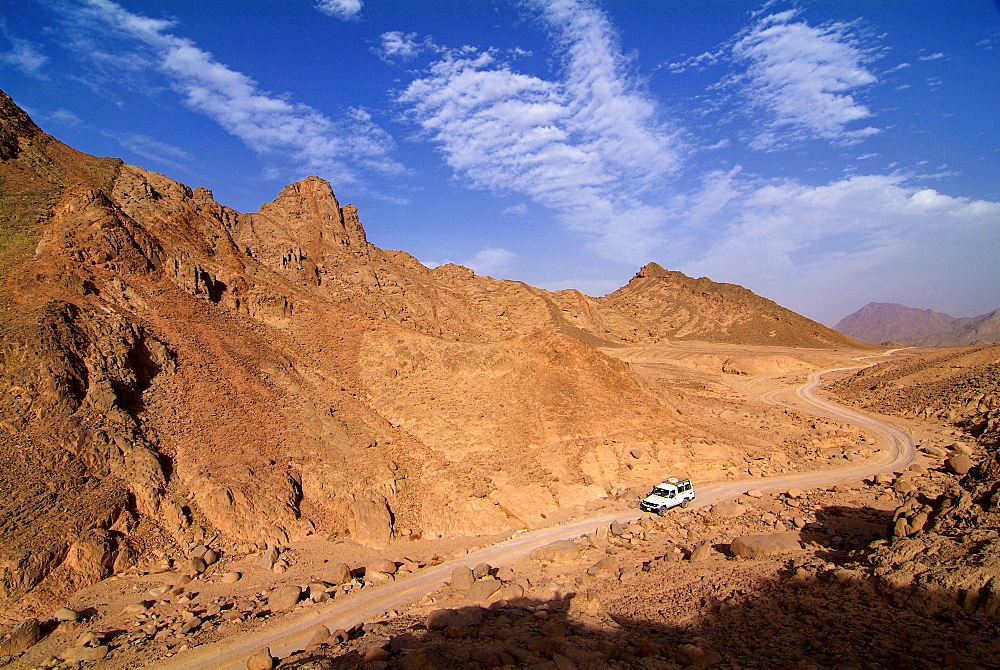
[0,88,878,622]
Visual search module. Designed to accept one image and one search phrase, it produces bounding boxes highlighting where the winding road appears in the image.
[147,359,916,670]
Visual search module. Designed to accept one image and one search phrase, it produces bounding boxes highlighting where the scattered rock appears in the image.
[466,576,502,603]
[327,562,353,584]
[306,625,331,650]
[53,607,79,622]
[0,618,41,656]
[259,545,280,571]
[221,571,242,584]
[426,609,460,631]
[267,585,302,611]
[730,532,804,558]
[745,488,763,498]
[369,558,398,575]
[59,645,109,663]
[947,454,974,475]
[246,647,274,670]
[530,540,581,562]
[688,541,717,561]
[450,566,475,591]
[711,500,747,517]
[362,645,391,663]
[587,556,618,575]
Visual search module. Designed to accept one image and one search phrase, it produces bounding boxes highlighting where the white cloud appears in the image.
[378,31,424,61]
[113,132,193,170]
[0,36,48,79]
[47,109,82,126]
[466,247,517,276]
[919,52,947,61]
[66,0,399,183]
[316,0,363,21]
[729,10,879,150]
[501,203,528,216]
[396,0,684,265]
[679,174,1000,323]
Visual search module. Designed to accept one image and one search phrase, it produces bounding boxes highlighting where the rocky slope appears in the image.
[829,345,1000,620]
[835,302,999,346]
[0,88,873,624]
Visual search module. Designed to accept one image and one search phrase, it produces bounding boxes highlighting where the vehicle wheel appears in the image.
[656,508,665,516]
[681,499,689,508]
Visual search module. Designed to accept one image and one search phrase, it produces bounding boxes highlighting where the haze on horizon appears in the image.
[2,0,998,325]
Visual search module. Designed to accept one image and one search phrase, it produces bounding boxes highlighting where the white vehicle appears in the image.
[640,477,695,515]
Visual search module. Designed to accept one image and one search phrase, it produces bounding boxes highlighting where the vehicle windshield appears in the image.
[651,487,671,497]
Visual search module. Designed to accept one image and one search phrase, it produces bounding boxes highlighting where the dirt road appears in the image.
[146,362,915,670]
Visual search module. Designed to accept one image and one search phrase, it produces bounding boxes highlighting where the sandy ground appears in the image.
[10,343,975,670]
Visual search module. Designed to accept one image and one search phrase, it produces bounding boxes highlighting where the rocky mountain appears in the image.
[0,89,870,615]
[834,302,999,346]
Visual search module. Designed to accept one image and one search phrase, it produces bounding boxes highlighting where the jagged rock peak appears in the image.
[634,262,670,279]
[0,90,44,160]
[254,175,368,248]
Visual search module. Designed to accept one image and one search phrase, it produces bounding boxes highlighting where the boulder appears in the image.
[0,618,41,656]
[922,445,949,458]
[306,625,331,650]
[466,576,502,603]
[259,545,280,571]
[59,645,109,663]
[529,540,581,562]
[267,585,302,611]
[745,489,763,498]
[450,566,475,591]
[246,647,274,670]
[947,454,974,476]
[368,558,398,576]
[327,562,352,584]
[53,608,79,622]
[711,501,746,517]
[688,541,717,561]
[426,608,460,630]
[586,556,618,575]
[730,532,803,558]
[221,571,242,584]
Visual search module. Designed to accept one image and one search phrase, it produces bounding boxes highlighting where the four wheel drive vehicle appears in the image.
[640,477,695,515]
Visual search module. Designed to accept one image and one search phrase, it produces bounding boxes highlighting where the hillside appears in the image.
[835,302,998,346]
[0,87,874,624]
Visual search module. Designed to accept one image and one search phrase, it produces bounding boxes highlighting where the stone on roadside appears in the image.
[785,487,805,499]
[267,585,302,611]
[203,548,219,565]
[327,562,352,584]
[369,558,398,575]
[947,454,974,476]
[466,576,502,603]
[711,501,747,517]
[922,445,948,458]
[587,556,618,575]
[688,541,716,561]
[472,562,492,579]
[188,556,207,574]
[730,532,803,558]
[306,625,331,650]
[450,566,475,591]
[221,571,242,584]
[530,540,581,562]
[426,609,460,631]
[745,489,763,498]
[246,647,274,670]
[259,545,280,571]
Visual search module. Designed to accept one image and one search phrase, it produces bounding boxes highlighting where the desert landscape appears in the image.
[2,79,999,670]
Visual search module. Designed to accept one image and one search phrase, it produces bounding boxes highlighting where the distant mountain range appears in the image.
[834,302,1000,346]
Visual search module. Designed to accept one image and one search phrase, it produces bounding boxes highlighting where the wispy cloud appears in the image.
[918,52,947,61]
[501,203,528,216]
[0,35,48,79]
[62,0,400,183]
[729,10,880,150]
[111,132,193,170]
[680,174,1000,322]
[316,0,363,21]
[377,31,425,61]
[396,0,684,264]
[466,247,517,276]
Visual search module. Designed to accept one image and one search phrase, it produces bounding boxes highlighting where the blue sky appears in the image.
[2,0,998,325]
